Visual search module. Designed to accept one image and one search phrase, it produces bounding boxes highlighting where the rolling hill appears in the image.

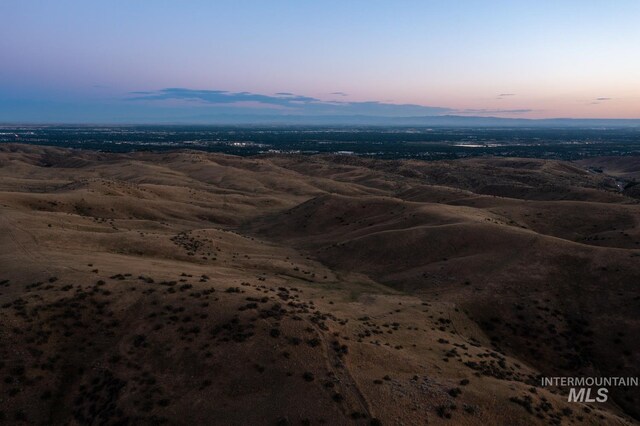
[0,144,638,425]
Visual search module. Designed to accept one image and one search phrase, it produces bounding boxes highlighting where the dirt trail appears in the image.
[309,317,373,421]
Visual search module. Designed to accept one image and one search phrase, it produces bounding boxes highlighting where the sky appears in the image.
[1,0,639,123]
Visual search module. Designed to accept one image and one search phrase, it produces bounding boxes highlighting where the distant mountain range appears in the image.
[3,114,640,127]
[179,114,640,127]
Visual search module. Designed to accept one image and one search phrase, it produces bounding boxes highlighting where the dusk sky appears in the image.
[1,0,639,123]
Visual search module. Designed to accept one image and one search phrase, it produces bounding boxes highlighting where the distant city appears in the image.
[2,125,639,161]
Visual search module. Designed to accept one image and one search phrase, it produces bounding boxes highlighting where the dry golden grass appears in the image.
[0,144,638,425]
